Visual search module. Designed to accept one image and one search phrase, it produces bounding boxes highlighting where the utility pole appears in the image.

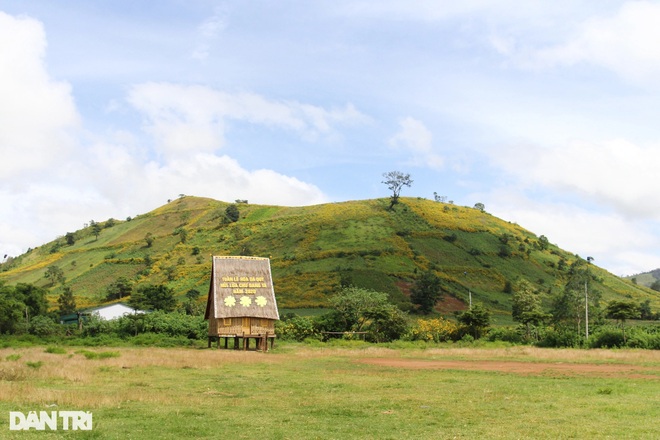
[585,256,594,340]
[464,271,472,309]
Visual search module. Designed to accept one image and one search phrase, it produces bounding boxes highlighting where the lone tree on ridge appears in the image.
[382,171,413,209]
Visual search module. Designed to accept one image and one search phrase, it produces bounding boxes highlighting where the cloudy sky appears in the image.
[2,1,660,276]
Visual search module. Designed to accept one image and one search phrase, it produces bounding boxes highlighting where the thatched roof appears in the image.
[204,256,279,320]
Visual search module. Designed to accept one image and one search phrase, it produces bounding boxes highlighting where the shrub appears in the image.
[82,315,113,337]
[275,316,319,341]
[537,328,582,348]
[29,315,61,337]
[588,328,623,349]
[625,332,650,349]
[77,350,120,359]
[140,311,207,339]
[407,318,459,343]
[487,326,524,344]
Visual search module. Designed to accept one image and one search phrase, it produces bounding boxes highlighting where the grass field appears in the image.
[1,343,659,439]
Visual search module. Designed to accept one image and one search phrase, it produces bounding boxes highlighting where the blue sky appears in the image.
[2,1,660,276]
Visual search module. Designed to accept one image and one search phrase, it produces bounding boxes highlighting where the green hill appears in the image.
[1,196,658,321]
[626,269,660,289]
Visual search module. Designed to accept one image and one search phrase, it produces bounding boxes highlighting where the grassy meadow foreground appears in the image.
[1,343,659,439]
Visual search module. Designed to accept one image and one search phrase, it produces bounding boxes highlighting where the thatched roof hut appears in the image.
[205,256,279,349]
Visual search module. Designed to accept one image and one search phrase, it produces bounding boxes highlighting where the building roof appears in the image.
[86,303,144,320]
[205,256,279,320]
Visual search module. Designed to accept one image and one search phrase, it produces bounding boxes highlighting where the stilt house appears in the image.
[205,256,279,349]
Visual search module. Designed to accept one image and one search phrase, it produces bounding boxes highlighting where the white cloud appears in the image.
[141,153,327,206]
[341,0,563,22]
[389,117,444,169]
[128,82,369,159]
[487,138,660,219]
[532,1,660,83]
[0,13,340,258]
[484,188,660,276]
[0,12,79,178]
[191,8,227,61]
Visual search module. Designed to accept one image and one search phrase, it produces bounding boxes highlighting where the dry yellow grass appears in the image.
[0,346,286,409]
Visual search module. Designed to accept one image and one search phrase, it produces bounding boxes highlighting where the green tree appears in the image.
[182,289,203,315]
[57,286,77,315]
[511,279,548,340]
[605,300,639,343]
[178,228,188,244]
[91,221,102,240]
[29,315,60,336]
[650,279,660,292]
[65,232,76,246]
[329,287,388,332]
[0,283,26,334]
[15,283,49,318]
[44,265,66,286]
[551,258,600,340]
[382,171,413,210]
[457,303,491,339]
[144,232,155,248]
[410,270,443,314]
[537,235,549,251]
[185,288,201,301]
[130,284,177,312]
[325,286,408,342]
[1,283,50,333]
[106,277,133,301]
[498,244,512,258]
[225,204,240,223]
[639,299,654,320]
[364,303,409,342]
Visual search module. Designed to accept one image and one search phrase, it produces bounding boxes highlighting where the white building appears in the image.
[90,303,144,321]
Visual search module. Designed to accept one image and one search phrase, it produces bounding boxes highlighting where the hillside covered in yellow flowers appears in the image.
[1,196,657,319]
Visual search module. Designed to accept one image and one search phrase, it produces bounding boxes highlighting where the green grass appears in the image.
[76,350,121,360]
[44,346,68,354]
[0,344,658,439]
[24,361,42,369]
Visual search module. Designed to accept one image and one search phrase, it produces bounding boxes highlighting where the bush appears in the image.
[487,326,524,344]
[275,316,319,341]
[588,326,660,349]
[81,315,114,337]
[588,329,624,348]
[77,350,120,359]
[537,328,582,348]
[136,311,206,339]
[29,315,61,337]
[407,318,459,343]
[648,334,660,349]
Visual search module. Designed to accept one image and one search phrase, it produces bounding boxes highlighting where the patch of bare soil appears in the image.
[434,295,467,314]
[359,358,660,379]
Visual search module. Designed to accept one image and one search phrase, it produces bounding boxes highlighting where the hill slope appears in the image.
[626,269,660,289]
[1,196,658,319]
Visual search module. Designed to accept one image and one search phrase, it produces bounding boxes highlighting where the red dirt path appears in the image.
[359,358,659,379]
